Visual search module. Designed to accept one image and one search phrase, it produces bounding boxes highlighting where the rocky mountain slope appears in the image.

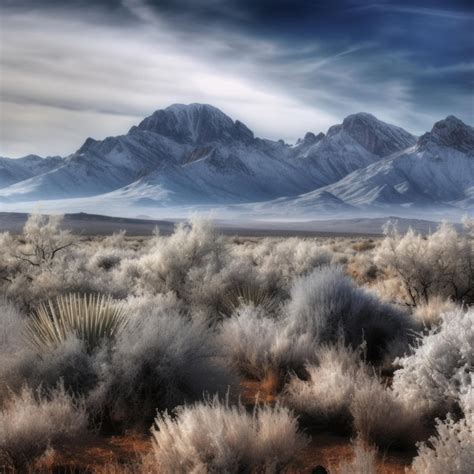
[0,104,471,214]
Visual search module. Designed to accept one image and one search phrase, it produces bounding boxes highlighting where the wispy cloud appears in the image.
[0,1,472,157]
[351,4,474,21]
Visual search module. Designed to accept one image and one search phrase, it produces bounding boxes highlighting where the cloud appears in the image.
[0,1,472,157]
[352,4,474,21]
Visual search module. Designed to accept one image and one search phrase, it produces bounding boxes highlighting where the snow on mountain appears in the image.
[132,103,255,145]
[276,116,474,211]
[290,112,417,187]
[0,155,63,189]
[0,104,471,215]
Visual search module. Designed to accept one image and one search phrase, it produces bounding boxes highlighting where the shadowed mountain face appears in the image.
[132,103,255,145]
[0,104,471,214]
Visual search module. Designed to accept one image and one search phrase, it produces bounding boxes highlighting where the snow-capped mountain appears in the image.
[271,116,474,212]
[0,155,63,189]
[0,104,471,216]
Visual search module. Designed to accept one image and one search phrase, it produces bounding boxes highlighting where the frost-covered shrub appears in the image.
[0,384,87,471]
[217,305,315,380]
[412,415,474,474]
[285,266,414,362]
[88,306,233,427]
[282,344,370,429]
[150,397,307,473]
[0,299,25,355]
[393,308,474,415]
[249,237,332,287]
[1,335,99,400]
[283,342,424,446]
[413,296,457,328]
[0,299,29,400]
[375,222,474,305]
[2,291,233,430]
[133,219,225,296]
[14,214,76,268]
[350,378,425,448]
[333,438,377,474]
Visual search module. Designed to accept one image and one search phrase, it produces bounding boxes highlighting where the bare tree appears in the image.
[14,214,76,268]
[376,221,474,306]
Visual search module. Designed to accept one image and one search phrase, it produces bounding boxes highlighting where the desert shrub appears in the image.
[132,219,225,297]
[0,299,29,401]
[0,384,87,471]
[13,214,76,268]
[150,397,307,473]
[412,415,474,474]
[2,292,233,430]
[413,296,458,328]
[285,266,414,362]
[282,344,371,429]
[231,237,332,292]
[347,253,379,285]
[88,306,233,427]
[0,299,25,355]
[332,438,377,474]
[375,221,474,305]
[25,293,128,353]
[350,378,425,449]
[392,307,474,416]
[283,342,425,446]
[351,240,376,252]
[217,305,315,381]
[1,334,99,401]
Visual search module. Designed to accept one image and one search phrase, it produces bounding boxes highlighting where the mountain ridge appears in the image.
[0,104,471,215]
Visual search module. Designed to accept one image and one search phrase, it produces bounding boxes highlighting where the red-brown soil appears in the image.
[27,378,415,473]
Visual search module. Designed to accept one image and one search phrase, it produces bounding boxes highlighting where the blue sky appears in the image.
[1,0,473,157]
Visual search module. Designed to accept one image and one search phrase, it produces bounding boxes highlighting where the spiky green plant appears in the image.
[25,293,128,353]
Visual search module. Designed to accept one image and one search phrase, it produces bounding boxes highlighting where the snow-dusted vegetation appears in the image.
[0,214,472,472]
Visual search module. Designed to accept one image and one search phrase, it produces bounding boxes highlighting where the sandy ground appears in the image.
[30,377,416,473]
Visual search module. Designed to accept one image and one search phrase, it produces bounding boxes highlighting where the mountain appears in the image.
[0,155,63,188]
[0,104,471,216]
[290,112,416,187]
[273,116,474,211]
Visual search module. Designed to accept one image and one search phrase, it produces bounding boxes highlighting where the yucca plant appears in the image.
[25,293,128,353]
[221,282,278,316]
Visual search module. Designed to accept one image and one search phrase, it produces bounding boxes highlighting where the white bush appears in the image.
[413,296,458,328]
[283,344,370,428]
[350,377,425,448]
[0,384,87,471]
[283,342,424,447]
[150,397,307,473]
[11,214,76,269]
[375,221,474,305]
[0,299,25,355]
[285,266,414,362]
[333,438,377,474]
[89,305,234,426]
[412,415,474,474]
[217,305,315,380]
[393,307,474,415]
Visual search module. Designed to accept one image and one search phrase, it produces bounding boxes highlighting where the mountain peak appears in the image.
[328,112,416,157]
[418,115,474,153]
[132,103,254,144]
[295,131,325,147]
[418,115,474,154]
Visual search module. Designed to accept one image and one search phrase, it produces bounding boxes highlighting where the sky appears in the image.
[0,0,473,157]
